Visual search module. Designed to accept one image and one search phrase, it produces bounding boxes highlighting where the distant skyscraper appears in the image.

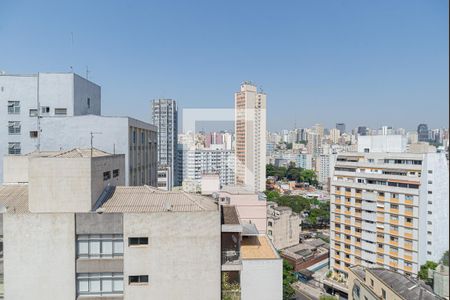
[152,99,178,190]
[336,123,346,134]
[235,82,266,192]
[417,123,429,142]
[357,126,368,136]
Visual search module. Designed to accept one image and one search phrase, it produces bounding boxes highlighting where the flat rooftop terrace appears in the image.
[240,235,279,260]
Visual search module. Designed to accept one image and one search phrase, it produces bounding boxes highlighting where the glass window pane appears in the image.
[91,241,101,256]
[102,241,113,256]
[113,240,123,255]
[113,279,124,292]
[102,279,113,292]
[78,279,89,293]
[90,278,101,292]
[78,241,89,256]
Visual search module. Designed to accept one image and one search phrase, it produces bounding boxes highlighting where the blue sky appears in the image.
[1,0,448,131]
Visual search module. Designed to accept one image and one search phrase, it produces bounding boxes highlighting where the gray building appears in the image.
[0,72,101,182]
[38,115,157,186]
[152,99,178,190]
[336,123,346,134]
[418,123,430,142]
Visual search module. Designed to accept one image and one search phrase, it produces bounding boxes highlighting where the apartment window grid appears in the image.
[77,234,124,258]
[8,142,21,155]
[7,101,20,114]
[8,121,21,135]
[77,272,123,296]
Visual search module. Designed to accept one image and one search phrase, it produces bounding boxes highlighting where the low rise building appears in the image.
[267,202,301,249]
[348,265,442,300]
[280,238,329,272]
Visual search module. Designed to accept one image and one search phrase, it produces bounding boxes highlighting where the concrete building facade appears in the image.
[267,202,301,250]
[234,82,266,192]
[37,115,157,186]
[0,72,101,182]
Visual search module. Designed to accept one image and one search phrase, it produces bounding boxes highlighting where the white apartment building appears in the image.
[316,153,337,188]
[0,150,281,300]
[0,72,101,182]
[180,148,235,188]
[235,82,266,192]
[297,153,313,170]
[330,149,449,278]
[37,115,157,186]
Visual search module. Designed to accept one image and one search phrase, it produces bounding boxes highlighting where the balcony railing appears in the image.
[222,250,241,265]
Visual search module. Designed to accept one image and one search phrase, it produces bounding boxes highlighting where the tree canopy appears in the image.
[266,163,318,186]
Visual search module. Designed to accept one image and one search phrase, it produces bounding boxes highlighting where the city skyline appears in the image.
[1,0,448,131]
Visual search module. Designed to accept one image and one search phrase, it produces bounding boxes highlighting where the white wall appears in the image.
[3,213,76,300]
[2,155,29,183]
[241,259,282,300]
[123,211,221,299]
[357,135,407,153]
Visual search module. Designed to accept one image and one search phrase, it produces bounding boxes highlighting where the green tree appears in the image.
[283,260,296,300]
[441,251,449,266]
[265,190,280,201]
[299,169,318,185]
[266,164,276,177]
[419,261,438,285]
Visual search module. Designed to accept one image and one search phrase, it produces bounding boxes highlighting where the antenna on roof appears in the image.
[90,132,102,157]
[86,66,90,79]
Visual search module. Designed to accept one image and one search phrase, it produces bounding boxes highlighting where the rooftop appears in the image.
[221,205,240,225]
[19,148,113,158]
[220,185,255,195]
[0,185,29,213]
[240,235,279,260]
[349,266,441,300]
[97,186,218,213]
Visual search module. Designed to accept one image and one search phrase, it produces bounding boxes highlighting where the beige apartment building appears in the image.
[234,82,266,192]
[267,202,302,250]
[330,150,449,278]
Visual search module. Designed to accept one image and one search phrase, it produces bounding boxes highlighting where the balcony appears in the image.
[404,232,413,239]
[390,198,400,204]
[405,221,413,228]
[222,250,242,271]
[390,208,399,214]
[405,199,413,205]
[404,210,413,217]
[377,258,384,264]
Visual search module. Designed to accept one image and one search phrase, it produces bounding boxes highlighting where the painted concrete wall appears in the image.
[223,193,267,233]
[241,259,282,300]
[3,213,76,300]
[0,73,101,182]
[39,115,157,186]
[123,211,221,299]
[2,155,29,183]
[28,155,124,213]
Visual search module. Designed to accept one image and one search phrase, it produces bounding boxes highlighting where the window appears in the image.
[128,237,148,246]
[428,170,433,174]
[113,169,120,178]
[268,230,272,236]
[29,109,38,117]
[382,289,387,299]
[428,180,433,184]
[141,132,145,144]
[406,217,413,223]
[427,221,432,225]
[54,108,67,115]
[427,211,432,215]
[370,279,374,287]
[87,97,91,108]
[8,142,21,154]
[103,171,111,181]
[427,241,432,245]
[77,234,123,258]
[427,251,432,255]
[8,121,21,135]
[133,131,136,144]
[405,195,413,200]
[7,101,20,114]
[41,106,50,114]
[77,273,123,295]
[428,191,433,194]
[268,221,273,227]
[129,275,148,284]
[30,131,38,138]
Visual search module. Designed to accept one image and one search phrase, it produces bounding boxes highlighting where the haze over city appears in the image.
[1,0,448,131]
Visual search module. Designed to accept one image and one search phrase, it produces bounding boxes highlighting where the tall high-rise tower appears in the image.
[152,99,178,190]
[417,123,429,142]
[234,82,266,192]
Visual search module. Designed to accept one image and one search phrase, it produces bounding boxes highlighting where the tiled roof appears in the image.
[0,185,29,213]
[221,205,240,225]
[98,186,218,213]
